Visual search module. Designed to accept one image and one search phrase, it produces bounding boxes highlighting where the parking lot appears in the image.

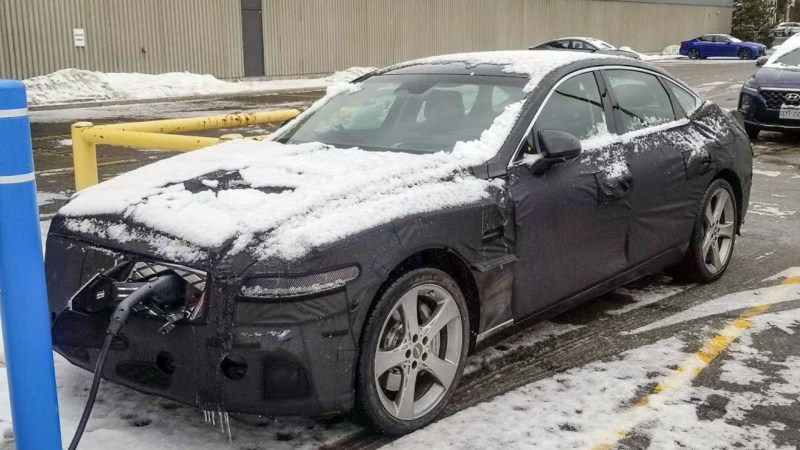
[29,59,800,449]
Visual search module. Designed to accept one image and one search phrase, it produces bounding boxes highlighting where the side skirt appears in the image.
[474,245,686,348]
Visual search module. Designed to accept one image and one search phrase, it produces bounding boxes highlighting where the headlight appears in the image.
[740,93,752,110]
[743,77,759,91]
[240,265,360,299]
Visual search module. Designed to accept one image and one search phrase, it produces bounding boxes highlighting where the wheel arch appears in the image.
[370,247,481,350]
[714,169,744,233]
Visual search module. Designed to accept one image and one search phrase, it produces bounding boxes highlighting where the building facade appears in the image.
[0,0,733,80]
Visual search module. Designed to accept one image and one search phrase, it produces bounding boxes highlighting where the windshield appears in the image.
[773,48,800,67]
[729,36,742,43]
[274,74,527,154]
[586,38,614,49]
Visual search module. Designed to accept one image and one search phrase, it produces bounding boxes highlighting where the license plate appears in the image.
[779,107,800,120]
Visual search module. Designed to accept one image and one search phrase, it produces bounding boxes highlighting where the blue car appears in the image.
[680,34,766,60]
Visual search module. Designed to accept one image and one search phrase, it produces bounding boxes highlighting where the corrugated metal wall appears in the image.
[0,0,243,79]
[262,0,733,77]
[0,0,732,80]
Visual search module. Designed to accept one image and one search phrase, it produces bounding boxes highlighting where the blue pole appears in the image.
[0,80,63,449]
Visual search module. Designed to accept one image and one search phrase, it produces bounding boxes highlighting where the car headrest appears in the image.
[424,90,465,123]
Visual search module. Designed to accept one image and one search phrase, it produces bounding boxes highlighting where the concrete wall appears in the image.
[0,0,732,80]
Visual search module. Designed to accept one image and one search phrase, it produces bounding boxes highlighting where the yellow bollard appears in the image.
[71,121,98,192]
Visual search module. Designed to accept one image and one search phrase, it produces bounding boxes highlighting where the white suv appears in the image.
[775,22,800,37]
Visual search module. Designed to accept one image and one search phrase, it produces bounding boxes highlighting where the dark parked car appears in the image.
[739,42,800,139]
[48,51,752,435]
[680,34,766,60]
[530,36,641,59]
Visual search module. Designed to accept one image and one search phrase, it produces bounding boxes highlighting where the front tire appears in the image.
[739,48,753,60]
[688,48,701,60]
[672,179,738,283]
[355,268,469,435]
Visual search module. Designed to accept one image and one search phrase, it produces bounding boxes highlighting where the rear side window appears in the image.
[605,70,676,133]
[535,72,608,142]
[665,79,702,115]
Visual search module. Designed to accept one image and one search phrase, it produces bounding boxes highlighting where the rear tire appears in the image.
[688,48,701,60]
[355,268,469,435]
[745,124,760,140]
[671,179,738,283]
[739,48,753,60]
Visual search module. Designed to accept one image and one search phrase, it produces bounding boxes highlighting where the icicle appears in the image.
[224,412,232,443]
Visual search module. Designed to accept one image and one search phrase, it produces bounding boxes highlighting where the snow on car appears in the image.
[47,50,753,436]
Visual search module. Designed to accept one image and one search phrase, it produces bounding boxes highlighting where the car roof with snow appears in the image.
[374,50,640,92]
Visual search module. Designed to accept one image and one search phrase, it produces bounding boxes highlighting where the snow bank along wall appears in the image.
[0,0,733,80]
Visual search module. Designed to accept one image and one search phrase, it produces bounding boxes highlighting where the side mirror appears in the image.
[538,130,582,160]
[756,56,768,67]
[529,130,582,175]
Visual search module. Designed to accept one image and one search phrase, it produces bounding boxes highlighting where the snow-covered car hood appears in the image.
[57,135,509,263]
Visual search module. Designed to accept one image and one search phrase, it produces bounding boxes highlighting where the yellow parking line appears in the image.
[589,276,800,450]
[36,159,138,176]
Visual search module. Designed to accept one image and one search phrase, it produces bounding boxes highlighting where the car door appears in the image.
[698,35,722,57]
[601,69,711,265]
[717,36,739,57]
[508,70,633,320]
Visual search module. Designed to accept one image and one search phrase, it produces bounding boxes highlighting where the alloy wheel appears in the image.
[701,188,735,274]
[688,49,700,59]
[373,284,463,421]
[739,49,752,60]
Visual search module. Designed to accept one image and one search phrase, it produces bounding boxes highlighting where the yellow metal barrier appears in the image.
[71,109,300,191]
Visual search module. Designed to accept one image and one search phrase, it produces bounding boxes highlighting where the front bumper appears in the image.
[48,236,359,417]
[738,89,800,132]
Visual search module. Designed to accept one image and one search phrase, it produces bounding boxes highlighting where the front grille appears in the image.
[129,261,206,292]
[760,90,800,110]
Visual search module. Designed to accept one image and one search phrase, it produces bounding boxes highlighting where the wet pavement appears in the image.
[29,59,800,449]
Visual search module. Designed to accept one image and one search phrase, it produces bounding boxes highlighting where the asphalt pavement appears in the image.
[29,59,800,449]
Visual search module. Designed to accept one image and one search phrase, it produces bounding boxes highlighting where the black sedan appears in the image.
[47,50,752,435]
[740,44,800,139]
[530,37,642,59]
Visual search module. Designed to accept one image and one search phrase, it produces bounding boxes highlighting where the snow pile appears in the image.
[391,50,614,92]
[59,92,521,261]
[662,44,681,55]
[23,67,375,106]
[639,44,687,61]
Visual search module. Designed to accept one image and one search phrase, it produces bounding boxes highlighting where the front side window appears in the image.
[605,70,676,133]
[274,74,527,154]
[534,72,608,143]
[571,40,587,50]
[586,38,614,50]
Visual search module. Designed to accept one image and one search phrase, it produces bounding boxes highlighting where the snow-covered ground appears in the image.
[391,272,800,450]
[23,67,375,107]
